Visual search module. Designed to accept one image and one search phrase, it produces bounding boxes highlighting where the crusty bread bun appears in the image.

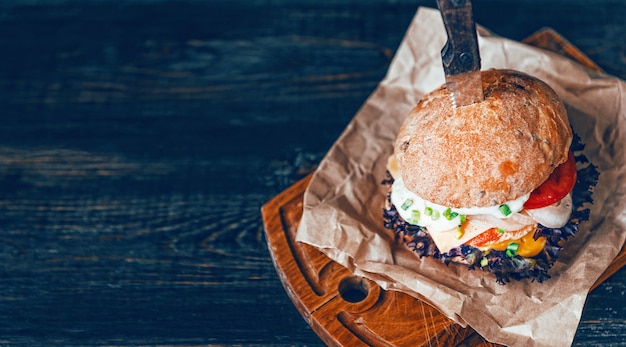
[394,69,572,208]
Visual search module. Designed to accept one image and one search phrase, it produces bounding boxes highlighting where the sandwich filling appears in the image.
[387,154,576,257]
[386,151,576,258]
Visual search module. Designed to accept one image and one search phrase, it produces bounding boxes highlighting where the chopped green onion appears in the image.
[450,211,459,219]
[480,257,489,267]
[431,210,440,220]
[454,227,463,239]
[506,242,519,257]
[443,207,452,220]
[411,210,420,223]
[497,228,505,234]
[499,204,512,216]
[401,199,414,210]
[459,214,466,223]
[424,207,433,216]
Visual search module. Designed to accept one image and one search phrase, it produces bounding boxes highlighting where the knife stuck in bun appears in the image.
[382,69,598,284]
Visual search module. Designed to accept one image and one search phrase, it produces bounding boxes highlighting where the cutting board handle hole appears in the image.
[338,276,369,303]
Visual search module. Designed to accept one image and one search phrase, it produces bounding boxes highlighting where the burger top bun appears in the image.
[394,69,572,208]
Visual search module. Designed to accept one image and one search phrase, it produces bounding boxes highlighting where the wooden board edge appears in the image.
[261,173,315,316]
[522,27,603,73]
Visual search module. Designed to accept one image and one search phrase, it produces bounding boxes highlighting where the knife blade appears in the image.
[436,0,483,107]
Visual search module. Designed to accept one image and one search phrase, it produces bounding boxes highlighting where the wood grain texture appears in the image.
[0,1,624,346]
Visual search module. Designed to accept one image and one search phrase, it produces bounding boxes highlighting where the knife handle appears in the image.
[436,0,481,75]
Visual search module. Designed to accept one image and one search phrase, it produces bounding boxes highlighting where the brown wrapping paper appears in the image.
[295,6,626,347]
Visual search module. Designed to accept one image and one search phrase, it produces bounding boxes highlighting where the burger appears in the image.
[382,69,598,284]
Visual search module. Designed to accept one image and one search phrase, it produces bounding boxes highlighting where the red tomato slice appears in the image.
[466,228,502,248]
[523,151,577,210]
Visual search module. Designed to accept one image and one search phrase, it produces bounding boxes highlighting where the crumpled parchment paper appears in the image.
[296,6,626,347]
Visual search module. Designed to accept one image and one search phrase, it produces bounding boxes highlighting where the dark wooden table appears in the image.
[0,1,625,346]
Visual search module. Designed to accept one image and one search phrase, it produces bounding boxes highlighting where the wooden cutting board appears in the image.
[261,29,626,347]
